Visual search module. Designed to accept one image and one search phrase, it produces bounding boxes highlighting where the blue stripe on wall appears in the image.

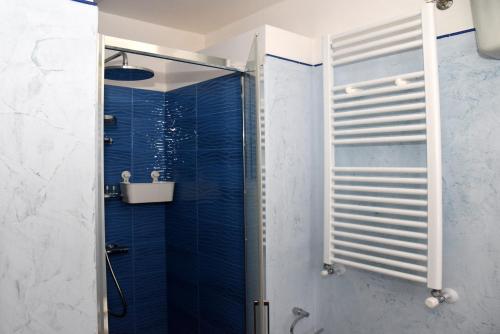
[267,28,476,67]
[70,0,97,6]
[265,54,316,67]
[437,28,476,39]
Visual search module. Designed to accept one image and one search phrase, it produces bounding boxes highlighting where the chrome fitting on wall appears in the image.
[104,135,113,145]
[427,0,453,10]
[320,263,346,277]
[425,288,459,309]
[104,185,122,199]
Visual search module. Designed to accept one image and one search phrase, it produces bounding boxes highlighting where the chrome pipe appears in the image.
[290,307,309,334]
[105,51,128,65]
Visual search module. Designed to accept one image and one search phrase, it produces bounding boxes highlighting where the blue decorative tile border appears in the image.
[267,28,476,67]
[266,54,315,67]
[70,0,97,6]
[437,28,475,39]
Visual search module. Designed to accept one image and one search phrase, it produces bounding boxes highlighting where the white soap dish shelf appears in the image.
[120,171,175,204]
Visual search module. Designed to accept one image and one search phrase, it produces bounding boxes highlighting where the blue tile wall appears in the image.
[104,72,245,334]
[104,86,168,334]
[165,73,245,334]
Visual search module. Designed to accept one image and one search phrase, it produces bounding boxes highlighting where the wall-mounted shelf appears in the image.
[120,182,175,204]
[120,171,175,204]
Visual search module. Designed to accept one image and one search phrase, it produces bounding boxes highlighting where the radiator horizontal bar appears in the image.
[333,221,428,239]
[333,135,426,145]
[334,124,426,136]
[333,82,424,101]
[333,194,427,206]
[333,175,427,184]
[333,203,428,217]
[332,249,428,272]
[333,40,423,66]
[333,103,426,119]
[333,230,428,250]
[333,30,423,59]
[333,167,427,173]
[333,93,426,110]
[334,113,426,127]
[332,16,421,48]
[333,239,428,261]
[333,185,427,195]
[332,258,427,283]
[333,72,425,92]
[333,212,428,228]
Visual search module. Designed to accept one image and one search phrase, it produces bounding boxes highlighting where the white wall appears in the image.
[99,0,474,66]
[201,25,316,69]
[206,0,474,50]
[100,13,236,92]
[0,0,99,333]
[263,56,324,334]
[99,11,205,51]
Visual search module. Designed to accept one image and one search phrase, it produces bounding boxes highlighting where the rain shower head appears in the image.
[104,51,155,81]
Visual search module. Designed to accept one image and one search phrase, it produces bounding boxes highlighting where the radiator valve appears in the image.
[321,263,346,277]
[425,288,459,309]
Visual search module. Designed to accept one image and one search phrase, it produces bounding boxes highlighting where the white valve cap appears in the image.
[425,297,440,309]
[320,270,329,277]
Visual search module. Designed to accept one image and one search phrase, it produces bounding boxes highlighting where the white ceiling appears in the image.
[97,0,286,34]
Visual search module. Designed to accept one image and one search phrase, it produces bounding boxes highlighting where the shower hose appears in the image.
[105,251,128,318]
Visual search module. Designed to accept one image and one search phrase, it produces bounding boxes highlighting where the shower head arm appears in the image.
[105,51,128,65]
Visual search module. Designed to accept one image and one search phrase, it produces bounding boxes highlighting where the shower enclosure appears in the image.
[96,36,266,333]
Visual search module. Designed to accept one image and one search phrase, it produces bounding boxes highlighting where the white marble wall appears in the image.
[264,31,500,334]
[0,1,99,333]
[264,56,324,334]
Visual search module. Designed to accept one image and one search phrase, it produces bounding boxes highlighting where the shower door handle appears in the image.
[253,300,258,334]
[253,300,270,334]
[264,300,270,334]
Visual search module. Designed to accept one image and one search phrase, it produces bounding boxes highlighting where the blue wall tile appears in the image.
[105,72,245,334]
[104,85,168,334]
[197,74,242,150]
[165,73,245,333]
[165,86,197,152]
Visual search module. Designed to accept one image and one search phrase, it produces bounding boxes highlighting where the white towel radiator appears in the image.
[322,4,456,305]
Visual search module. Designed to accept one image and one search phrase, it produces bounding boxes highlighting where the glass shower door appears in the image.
[244,35,267,334]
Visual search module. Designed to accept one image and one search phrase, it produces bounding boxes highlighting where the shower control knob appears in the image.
[425,296,440,309]
[320,269,329,277]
